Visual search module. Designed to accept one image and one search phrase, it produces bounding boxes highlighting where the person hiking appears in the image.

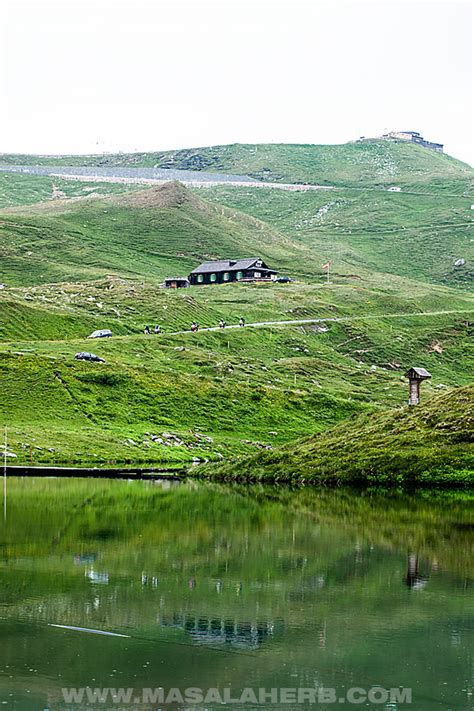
[144,325,150,335]
[191,321,198,332]
[219,319,226,329]
[239,317,245,327]
[154,324,161,334]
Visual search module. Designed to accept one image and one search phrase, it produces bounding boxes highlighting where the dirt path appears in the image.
[49,174,334,192]
[168,309,473,336]
[1,309,470,348]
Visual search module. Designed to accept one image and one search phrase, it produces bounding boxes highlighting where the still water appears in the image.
[0,478,472,710]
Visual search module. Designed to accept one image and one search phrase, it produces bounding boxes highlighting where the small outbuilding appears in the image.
[189,258,278,285]
[164,277,190,289]
[405,367,432,405]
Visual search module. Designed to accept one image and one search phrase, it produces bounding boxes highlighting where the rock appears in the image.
[454,258,465,267]
[5,451,17,458]
[240,439,272,450]
[126,438,137,446]
[429,340,443,354]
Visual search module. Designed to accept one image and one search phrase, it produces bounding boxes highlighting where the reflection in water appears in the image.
[159,612,283,649]
[405,553,429,590]
[0,478,472,711]
[85,568,109,584]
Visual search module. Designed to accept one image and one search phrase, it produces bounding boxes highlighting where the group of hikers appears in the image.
[193,316,246,332]
[143,317,246,335]
[143,324,162,335]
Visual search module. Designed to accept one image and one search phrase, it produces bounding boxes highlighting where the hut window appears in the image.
[197,274,204,283]
[236,271,243,280]
[210,273,217,282]
[254,271,261,278]
[223,272,230,281]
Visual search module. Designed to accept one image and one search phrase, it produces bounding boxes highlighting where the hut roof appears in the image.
[405,367,432,379]
[190,258,268,275]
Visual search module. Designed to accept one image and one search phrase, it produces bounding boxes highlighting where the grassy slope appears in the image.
[0,182,306,287]
[2,272,473,339]
[1,141,472,193]
[1,178,472,291]
[0,152,472,475]
[199,185,474,289]
[201,386,474,486]
[1,292,472,465]
[0,172,140,209]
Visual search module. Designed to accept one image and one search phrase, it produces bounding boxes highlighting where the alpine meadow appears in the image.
[4,0,474,707]
[0,139,472,483]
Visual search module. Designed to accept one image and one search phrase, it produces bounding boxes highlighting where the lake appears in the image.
[0,478,472,710]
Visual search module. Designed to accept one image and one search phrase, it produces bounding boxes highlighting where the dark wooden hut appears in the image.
[189,258,277,286]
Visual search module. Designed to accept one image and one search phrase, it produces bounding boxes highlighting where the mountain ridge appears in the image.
[1,141,472,194]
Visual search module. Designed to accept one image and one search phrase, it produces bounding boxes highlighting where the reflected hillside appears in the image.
[0,479,472,710]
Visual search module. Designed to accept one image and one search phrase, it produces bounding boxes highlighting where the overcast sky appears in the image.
[1,0,472,164]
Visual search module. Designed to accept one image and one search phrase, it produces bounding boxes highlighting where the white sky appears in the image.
[1,0,472,164]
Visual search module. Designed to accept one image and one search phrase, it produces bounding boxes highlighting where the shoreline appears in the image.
[3,465,472,489]
[4,465,186,480]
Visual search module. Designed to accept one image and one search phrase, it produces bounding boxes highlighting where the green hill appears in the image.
[201,184,473,290]
[1,177,472,291]
[201,385,474,486]
[0,181,305,287]
[1,140,472,193]
[0,148,472,478]
[1,295,472,466]
[0,171,140,209]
